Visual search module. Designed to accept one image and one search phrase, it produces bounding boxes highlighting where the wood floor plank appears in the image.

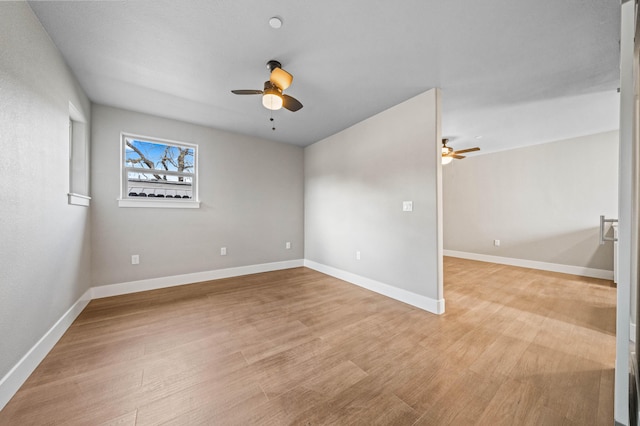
[215,360,369,425]
[0,259,617,425]
[139,351,249,403]
[98,410,138,426]
[135,376,267,425]
[419,369,503,424]
[475,378,550,425]
[293,375,421,425]
[469,334,532,378]
[0,368,143,424]
[597,368,616,426]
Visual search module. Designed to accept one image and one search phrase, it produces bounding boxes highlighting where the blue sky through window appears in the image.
[125,138,194,172]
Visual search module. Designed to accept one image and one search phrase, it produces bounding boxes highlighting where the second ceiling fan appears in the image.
[442,138,480,164]
[231,60,303,112]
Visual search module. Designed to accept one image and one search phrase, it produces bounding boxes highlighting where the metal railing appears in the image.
[599,215,618,245]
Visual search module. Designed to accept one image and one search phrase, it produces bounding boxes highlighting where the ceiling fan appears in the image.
[442,138,480,165]
[231,60,303,112]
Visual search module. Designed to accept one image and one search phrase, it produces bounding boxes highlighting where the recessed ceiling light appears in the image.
[269,17,283,29]
[475,135,483,139]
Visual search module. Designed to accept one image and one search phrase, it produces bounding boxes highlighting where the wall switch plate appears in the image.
[402,201,413,212]
[494,240,500,247]
[356,251,361,260]
[131,255,139,265]
[220,247,227,256]
[285,242,291,249]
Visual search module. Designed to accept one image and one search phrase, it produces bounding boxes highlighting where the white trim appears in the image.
[120,131,199,208]
[68,102,89,201]
[303,260,445,315]
[0,260,304,410]
[443,250,614,280]
[117,198,200,209]
[615,1,637,422]
[0,289,92,411]
[92,259,304,299]
[435,88,445,305]
[632,322,636,343]
[68,101,85,122]
[67,193,91,206]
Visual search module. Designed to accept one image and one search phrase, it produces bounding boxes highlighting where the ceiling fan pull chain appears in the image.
[270,115,275,131]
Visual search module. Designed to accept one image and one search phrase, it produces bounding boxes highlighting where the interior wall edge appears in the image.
[444,250,614,280]
[304,259,445,315]
[303,89,440,300]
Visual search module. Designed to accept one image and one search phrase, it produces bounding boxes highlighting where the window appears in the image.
[119,133,199,208]
[68,102,90,206]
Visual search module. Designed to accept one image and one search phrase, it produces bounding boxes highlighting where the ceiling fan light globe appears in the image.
[262,92,283,110]
[442,155,453,165]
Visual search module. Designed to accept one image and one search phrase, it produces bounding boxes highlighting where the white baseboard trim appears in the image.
[0,259,304,411]
[303,260,445,315]
[0,288,92,411]
[443,250,614,280]
[91,259,305,299]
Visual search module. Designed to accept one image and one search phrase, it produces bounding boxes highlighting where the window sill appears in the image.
[68,193,91,207]
[118,198,200,209]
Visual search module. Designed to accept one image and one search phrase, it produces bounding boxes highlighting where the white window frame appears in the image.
[68,101,91,206]
[118,132,200,209]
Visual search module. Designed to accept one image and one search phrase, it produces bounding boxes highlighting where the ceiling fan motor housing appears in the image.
[266,60,282,72]
[263,80,282,94]
[442,139,453,155]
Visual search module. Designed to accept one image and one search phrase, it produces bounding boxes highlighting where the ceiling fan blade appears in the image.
[453,147,480,154]
[231,89,263,95]
[452,155,466,159]
[282,94,303,111]
[270,67,293,90]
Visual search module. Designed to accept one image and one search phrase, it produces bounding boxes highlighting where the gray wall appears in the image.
[91,105,304,287]
[0,3,92,378]
[443,130,619,270]
[304,90,443,301]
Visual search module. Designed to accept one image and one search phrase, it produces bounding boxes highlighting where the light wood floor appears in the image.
[0,258,616,425]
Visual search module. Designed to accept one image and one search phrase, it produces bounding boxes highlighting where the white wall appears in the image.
[443,130,618,272]
[90,105,304,287]
[304,90,443,312]
[0,2,91,382]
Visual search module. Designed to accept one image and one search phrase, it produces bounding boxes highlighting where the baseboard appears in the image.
[303,260,445,315]
[0,259,304,411]
[0,288,92,411]
[443,250,614,280]
[91,259,305,299]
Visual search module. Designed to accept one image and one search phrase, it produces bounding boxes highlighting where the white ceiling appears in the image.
[28,0,621,153]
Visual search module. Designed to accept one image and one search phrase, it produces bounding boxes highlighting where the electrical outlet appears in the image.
[220,247,227,256]
[356,251,361,260]
[402,201,413,212]
[285,242,291,249]
[131,255,139,265]
[494,240,500,247]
